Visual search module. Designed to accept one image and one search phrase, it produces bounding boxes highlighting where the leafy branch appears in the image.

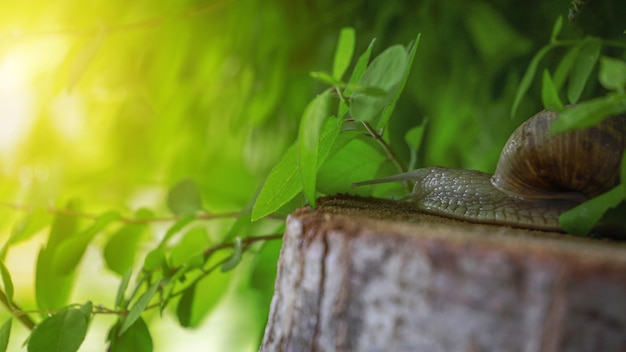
[0,233,282,332]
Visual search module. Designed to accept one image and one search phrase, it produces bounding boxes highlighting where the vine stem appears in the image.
[360,121,412,190]
[3,233,284,325]
[333,85,409,189]
[0,289,36,330]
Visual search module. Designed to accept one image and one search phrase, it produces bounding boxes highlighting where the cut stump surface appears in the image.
[260,195,626,352]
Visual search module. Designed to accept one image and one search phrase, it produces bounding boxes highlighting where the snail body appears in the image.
[353,109,626,232]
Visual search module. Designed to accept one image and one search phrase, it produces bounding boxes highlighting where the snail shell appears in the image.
[353,109,626,232]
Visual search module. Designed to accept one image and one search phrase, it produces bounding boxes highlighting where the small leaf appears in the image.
[107,317,152,352]
[550,94,626,133]
[0,319,11,352]
[52,211,119,275]
[6,209,51,249]
[167,178,203,216]
[541,69,564,111]
[317,135,387,195]
[550,15,563,42]
[350,45,408,123]
[560,185,625,236]
[339,38,376,118]
[332,27,356,80]
[378,33,421,130]
[169,227,210,267]
[115,270,132,309]
[298,91,332,207]
[251,117,343,220]
[599,56,626,93]
[176,285,195,328]
[404,121,427,171]
[104,224,145,276]
[0,260,14,306]
[310,71,341,86]
[567,37,602,104]
[142,247,165,273]
[159,215,195,247]
[511,44,555,118]
[553,42,582,89]
[27,302,92,352]
[220,237,242,272]
[174,267,230,328]
[119,280,160,335]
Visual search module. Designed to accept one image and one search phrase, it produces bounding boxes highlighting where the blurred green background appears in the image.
[0,0,624,350]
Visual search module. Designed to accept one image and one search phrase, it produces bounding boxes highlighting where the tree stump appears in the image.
[260,195,626,352]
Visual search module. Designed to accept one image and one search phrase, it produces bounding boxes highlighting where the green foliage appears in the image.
[107,317,152,352]
[0,319,10,352]
[1,1,625,351]
[166,179,204,216]
[27,302,92,352]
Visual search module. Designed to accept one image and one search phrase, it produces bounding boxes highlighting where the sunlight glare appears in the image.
[0,37,68,154]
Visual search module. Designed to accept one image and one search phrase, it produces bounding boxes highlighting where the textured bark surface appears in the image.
[260,195,626,352]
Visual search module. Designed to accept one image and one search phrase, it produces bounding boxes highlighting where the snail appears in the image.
[353,109,626,232]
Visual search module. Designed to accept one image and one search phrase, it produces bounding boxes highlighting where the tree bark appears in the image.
[260,195,626,352]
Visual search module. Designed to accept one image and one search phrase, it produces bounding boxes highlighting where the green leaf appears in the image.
[6,208,51,249]
[115,270,132,309]
[119,280,160,336]
[28,301,92,352]
[332,27,356,80]
[142,247,165,273]
[176,285,195,328]
[541,70,564,111]
[550,15,563,42]
[0,319,11,352]
[35,248,76,311]
[350,45,408,123]
[560,185,625,236]
[104,224,146,276]
[298,91,332,207]
[52,211,120,275]
[511,44,554,118]
[250,239,282,293]
[167,178,203,216]
[599,56,626,93]
[553,42,582,89]
[107,318,152,352]
[550,94,626,133]
[159,215,195,247]
[47,200,81,250]
[378,33,421,130]
[35,202,81,311]
[317,135,387,195]
[174,269,230,328]
[310,71,341,86]
[169,227,210,267]
[339,38,376,118]
[251,116,343,220]
[567,38,601,104]
[0,260,14,306]
[404,121,427,171]
[251,142,299,221]
[220,237,242,272]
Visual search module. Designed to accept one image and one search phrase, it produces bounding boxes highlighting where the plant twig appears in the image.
[0,289,36,330]
[361,121,412,190]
